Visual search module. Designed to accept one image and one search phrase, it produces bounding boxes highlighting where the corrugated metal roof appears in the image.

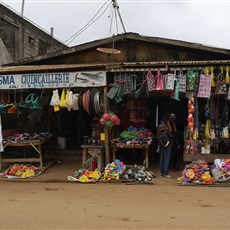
[7,33,230,66]
[0,63,107,74]
[1,60,230,74]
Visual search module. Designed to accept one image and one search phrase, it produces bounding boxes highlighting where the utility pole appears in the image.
[112,0,126,33]
[21,0,25,17]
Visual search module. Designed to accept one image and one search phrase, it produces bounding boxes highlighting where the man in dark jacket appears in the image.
[157,120,173,178]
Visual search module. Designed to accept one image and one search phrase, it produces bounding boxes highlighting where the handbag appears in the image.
[186,69,199,91]
[164,73,175,90]
[155,70,164,91]
[177,70,186,93]
[146,69,156,92]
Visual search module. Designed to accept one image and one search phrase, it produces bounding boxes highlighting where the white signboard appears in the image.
[0,71,106,89]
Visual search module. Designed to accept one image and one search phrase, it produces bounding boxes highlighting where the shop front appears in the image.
[0,65,109,177]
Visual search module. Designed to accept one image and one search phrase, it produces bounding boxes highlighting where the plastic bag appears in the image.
[155,70,164,91]
[164,73,175,90]
[146,69,155,91]
[186,69,199,91]
[197,71,211,98]
[177,71,186,93]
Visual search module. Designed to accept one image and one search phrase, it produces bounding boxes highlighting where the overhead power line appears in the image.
[64,0,111,45]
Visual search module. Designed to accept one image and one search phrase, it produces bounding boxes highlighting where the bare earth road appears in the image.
[1,176,230,230]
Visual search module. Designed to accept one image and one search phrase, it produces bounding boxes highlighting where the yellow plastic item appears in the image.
[225,66,230,84]
[205,119,211,139]
[60,89,66,108]
[54,105,60,112]
[210,66,216,87]
[79,175,89,183]
[201,171,211,180]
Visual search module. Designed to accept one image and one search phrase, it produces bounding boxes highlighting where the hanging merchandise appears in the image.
[171,76,180,101]
[186,69,199,92]
[20,93,42,110]
[197,67,212,98]
[40,91,50,107]
[215,66,227,95]
[65,90,74,111]
[72,93,79,110]
[107,82,124,103]
[60,89,67,108]
[135,80,146,99]
[99,112,121,128]
[193,97,199,140]
[155,70,164,91]
[210,66,216,87]
[50,89,60,112]
[187,97,195,135]
[225,66,230,84]
[164,73,175,91]
[184,138,197,155]
[94,89,104,115]
[146,69,156,91]
[177,70,187,93]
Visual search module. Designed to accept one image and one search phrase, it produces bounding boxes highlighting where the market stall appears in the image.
[0,68,108,172]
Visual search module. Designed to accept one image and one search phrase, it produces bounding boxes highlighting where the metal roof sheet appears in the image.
[1,60,230,74]
[0,63,107,74]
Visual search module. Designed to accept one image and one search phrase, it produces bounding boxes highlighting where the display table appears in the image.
[184,153,230,163]
[0,135,55,171]
[111,144,150,168]
[81,145,104,171]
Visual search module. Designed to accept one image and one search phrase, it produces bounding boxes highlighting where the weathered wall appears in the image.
[30,38,230,65]
[0,3,67,63]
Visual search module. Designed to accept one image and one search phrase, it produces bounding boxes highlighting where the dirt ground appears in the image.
[1,156,230,230]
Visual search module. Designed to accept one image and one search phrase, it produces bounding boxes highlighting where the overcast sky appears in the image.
[1,0,230,50]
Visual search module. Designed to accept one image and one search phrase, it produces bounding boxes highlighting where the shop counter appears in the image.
[0,135,56,171]
[111,144,150,168]
[183,153,230,163]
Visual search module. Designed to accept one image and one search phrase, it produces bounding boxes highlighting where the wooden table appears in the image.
[0,135,55,171]
[81,145,104,171]
[111,144,150,168]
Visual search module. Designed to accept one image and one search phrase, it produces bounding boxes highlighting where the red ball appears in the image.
[110,114,118,122]
[102,113,110,121]
[114,118,121,126]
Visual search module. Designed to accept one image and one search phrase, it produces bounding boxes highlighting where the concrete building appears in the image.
[0,3,67,64]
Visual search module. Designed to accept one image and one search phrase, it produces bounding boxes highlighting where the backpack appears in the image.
[157,125,170,148]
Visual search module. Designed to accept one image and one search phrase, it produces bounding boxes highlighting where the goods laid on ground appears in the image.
[1,164,41,179]
[67,169,101,183]
[177,159,230,186]
[68,159,155,184]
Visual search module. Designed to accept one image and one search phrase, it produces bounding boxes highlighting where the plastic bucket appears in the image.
[58,136,66,149]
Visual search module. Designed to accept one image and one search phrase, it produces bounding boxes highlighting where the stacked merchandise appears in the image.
[3,132,51,143]
[111,126,153,147]
[210,159,230,182]
[101,159,126,182]
[177,160,216,185]
[121,165,155,184]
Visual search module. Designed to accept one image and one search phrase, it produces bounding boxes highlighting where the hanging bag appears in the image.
[164,73,175,90]
[146,69,156,92]
[177,70,187,93]
[186,69,199,92]
[197,68,212,98]
[155,70,164,91]
[215,66,227,95]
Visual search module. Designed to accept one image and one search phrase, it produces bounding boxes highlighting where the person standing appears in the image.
[167,113,179,171]
[157,120,173,178]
